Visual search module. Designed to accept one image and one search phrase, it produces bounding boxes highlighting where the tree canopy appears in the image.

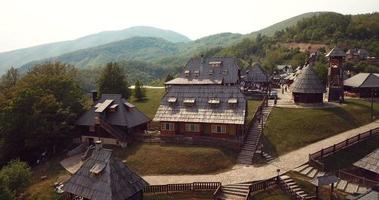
[97,62,131,99]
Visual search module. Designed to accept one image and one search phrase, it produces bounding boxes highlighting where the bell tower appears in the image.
[326,47,345,102]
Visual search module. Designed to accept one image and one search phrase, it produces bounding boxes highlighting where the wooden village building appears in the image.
[353,147,379,182]
[291,64,325,103]
[155,57,247,146]
[344,73,379,98]
[242,62,269,88]
[76,94,150,147]
[62,141,148,200]
[154,85,246,138]
[326,47,345,102]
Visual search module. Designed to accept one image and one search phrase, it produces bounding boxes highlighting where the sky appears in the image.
[0,0,378,52]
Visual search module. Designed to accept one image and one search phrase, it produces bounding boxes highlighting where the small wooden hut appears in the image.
[344,73,379,98]
[244,62,268,84]
[291,64,325,103]
[62,141,148,200]
[353,148,379,181]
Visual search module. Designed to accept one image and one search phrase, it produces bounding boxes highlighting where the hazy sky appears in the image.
[0,0,378,52]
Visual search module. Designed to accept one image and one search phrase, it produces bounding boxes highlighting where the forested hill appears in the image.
[0,26,190,72]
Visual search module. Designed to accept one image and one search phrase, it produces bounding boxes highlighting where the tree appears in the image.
[97,62,131,98]
[0,62,84,164]
[165,74,174,82]
[0,160,31,193]
[134,80,146,101]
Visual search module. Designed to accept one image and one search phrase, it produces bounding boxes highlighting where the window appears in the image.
[208,98,220,107]
[228,98,238,108]
[184,70,190,77]
[183,98,196,107]
[161,123,175,131]
[211,125,227,134]
[167,97,177,106]
[185,123,200,132]
[209,61,223,67]
[194,70,200,77]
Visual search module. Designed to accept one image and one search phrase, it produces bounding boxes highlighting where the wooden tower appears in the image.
[326,47,345,102]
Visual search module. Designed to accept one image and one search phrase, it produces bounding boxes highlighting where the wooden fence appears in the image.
[144,182,221,193]
[337,170,379,187]
[244,96,267,144]
[246,177,277,199]
[308,127,379,171]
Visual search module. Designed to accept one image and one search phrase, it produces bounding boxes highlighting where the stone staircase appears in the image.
[215,183,251,200]
[237,106,272,165]
[279,175,314,199]
[294,164,369,194]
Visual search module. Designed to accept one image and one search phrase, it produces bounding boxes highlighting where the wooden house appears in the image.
[344,73,379,98]
[165,56,240,86]
[353,148,379,181]
[153,85,247,139]
[76,94,150,147]
[62,141,148,200]
[242,62,269,86]
[291,64,325,103]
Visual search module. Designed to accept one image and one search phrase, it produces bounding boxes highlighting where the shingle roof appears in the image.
[153,85,246,125]
[291,65,325,94]
[344,73,379,88]
[245,62,268,83]
[76,94,150,127]
[326,47,346,57]
[354,148,379,174]
[165,57,240,85]
[63,147,148,200]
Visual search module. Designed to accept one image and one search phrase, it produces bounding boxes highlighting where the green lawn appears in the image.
[24,156,70,200]
[130,88,165,119]
[247,100,263,122]
[251,187,291,200]
[322,135,379,171]
[113,143,237,175]
[144,191,213,200]
[264,99,379,155]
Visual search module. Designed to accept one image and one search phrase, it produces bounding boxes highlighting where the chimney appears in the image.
[91,90,98,103]
[95,140,102,150]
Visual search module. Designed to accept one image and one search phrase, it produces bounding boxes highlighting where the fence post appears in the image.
[321,148,324,158]
[333,144,336,152]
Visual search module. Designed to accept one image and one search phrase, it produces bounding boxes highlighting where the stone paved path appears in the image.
[143,120,379,185]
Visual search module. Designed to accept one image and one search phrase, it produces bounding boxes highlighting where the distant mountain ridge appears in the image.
[0,26,190,73]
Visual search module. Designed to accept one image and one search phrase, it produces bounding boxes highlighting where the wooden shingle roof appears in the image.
[153,85,246,125]
[63,147,148,200]
[354,148,379,174]
[291,65,325,94]
[344,73,379,88]
[165,57,240,85]
[76,94,150,127]
[245,62,268,83]
[326,47,346,57]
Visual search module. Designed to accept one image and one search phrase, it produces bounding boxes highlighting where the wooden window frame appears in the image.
[185,123,200,132]
[161,122,175,131]
[211,124,227,134]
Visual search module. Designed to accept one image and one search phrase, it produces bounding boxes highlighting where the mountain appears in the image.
[0,26,190,73]
[249,12,325,37]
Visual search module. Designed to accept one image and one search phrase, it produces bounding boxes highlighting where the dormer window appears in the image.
[185,70,190,77]
[194,70,200,77]
[208,98,220,107]
[109,104,118,112]
[183,98,196,107]
[209,61,223,67]
[228,98,238,108]
[167,97,177,106]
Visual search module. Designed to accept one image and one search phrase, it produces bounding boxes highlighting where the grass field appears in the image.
[130,88,165,119]
[114,143,237,175]
[144,191,213,200]
[24,157,70,200]
[247,100,263,122]
[322,135,379,171]
[264,99,379,155]
[251,187,291,200]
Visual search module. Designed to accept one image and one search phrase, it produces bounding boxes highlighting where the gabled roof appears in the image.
[245,62,268,83]
[63,147,148,200]
[165,57,240,85]
[291,65,325,94]
[76,94,150,127]
[354,148,379,174]
[351,185,379,200]
[326,47,346,57]
[153,85,246,125]
[344,73,379,88]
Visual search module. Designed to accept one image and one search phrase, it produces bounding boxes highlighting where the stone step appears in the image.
[345,183,359,194]
[307,169,318,178]
[336,180,348,191]
[222,189,248,197]
[216,193,245,200]
[294,164,309,172]
[300,166,313,175]
[222,187,249,194]
[357,186,368,194]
